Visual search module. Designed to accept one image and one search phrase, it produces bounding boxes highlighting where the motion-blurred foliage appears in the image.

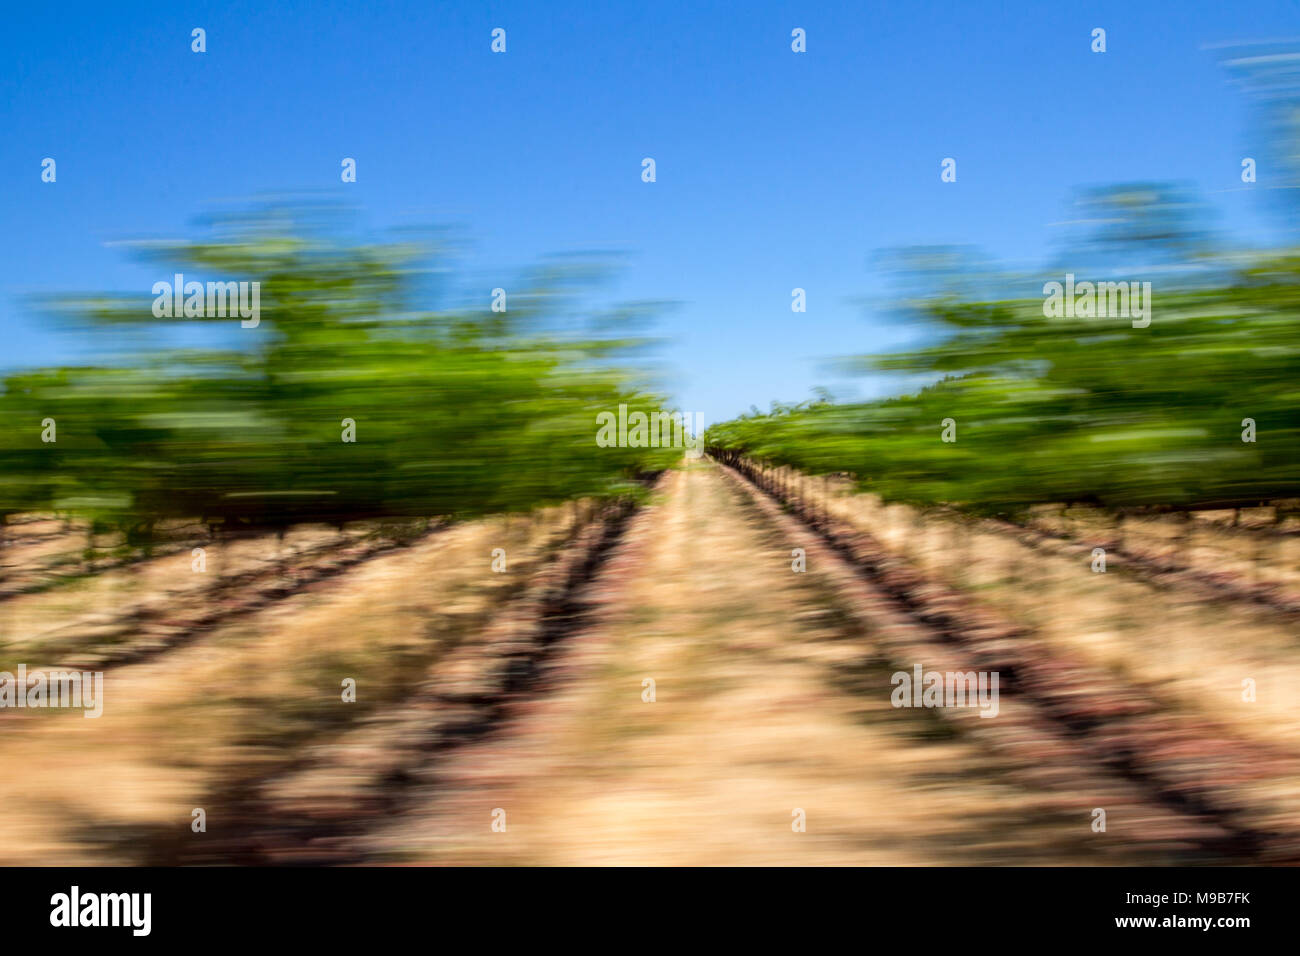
[0,205,681,538]
[706,247,1300,513]
[711,47,1300,514]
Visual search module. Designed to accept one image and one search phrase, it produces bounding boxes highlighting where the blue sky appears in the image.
[2,0,1296,425]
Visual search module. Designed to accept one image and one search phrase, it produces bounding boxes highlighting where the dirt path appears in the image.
[364,461,1155,865]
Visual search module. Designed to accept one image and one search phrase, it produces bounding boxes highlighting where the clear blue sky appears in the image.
[2,0,1295,425]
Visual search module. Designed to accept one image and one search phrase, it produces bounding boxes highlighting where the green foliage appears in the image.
[0,206,680,537]
[707,255,1300,514]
